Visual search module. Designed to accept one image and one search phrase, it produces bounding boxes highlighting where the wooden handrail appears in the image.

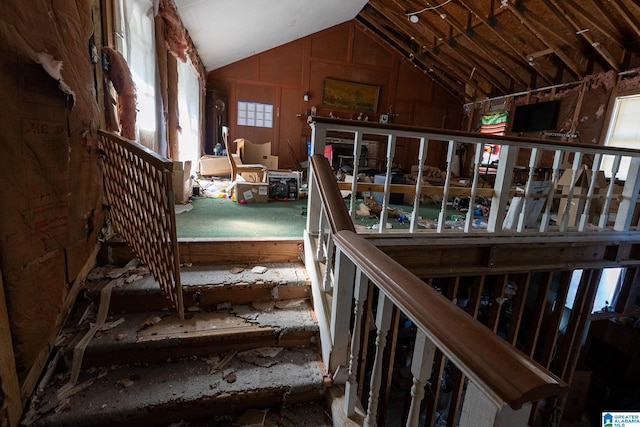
[309,143,567,410]
[310,154,355,234]
[333,229,566,409]
[99,129,174,171]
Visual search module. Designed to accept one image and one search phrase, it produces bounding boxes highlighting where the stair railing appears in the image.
[306,153,566,426]
[98,130,184,319]
[307,117,640,235]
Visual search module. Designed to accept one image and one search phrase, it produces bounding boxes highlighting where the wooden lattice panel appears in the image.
[98,130,184,319]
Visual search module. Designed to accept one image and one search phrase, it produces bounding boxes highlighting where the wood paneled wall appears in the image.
[206,21,463,171]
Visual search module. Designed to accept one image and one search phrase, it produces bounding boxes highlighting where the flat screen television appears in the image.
[511,100,560,132]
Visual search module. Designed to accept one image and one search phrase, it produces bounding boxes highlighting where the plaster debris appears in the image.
[207,351,237,373]
[99,318,124,331]
[117,378,134,388]
[274,299,305,309]
[251,266,268,274]
[252,300,275,312]
[238,347,283,368]
[230,267,245,274]
[115,332,127,342]
[224,371,237,383]
[140,316,163,330]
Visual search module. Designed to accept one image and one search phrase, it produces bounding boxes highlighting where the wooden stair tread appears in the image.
[30,347,326,427]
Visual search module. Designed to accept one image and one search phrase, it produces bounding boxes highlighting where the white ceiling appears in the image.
[174,0,368,71]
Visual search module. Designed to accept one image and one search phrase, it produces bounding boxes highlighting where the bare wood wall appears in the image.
[207,21,463,171]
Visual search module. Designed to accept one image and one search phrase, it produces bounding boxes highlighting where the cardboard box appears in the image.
[267,170,301,200]
[199,155,230,176]
[239,139,279,169]
[172,160,192,204]
[236,182,269,203]
[557,166,606,226]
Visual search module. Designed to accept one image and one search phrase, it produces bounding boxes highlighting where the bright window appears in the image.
[601,94,640,181]
[114,0,159,147]
[177,58,201,167]
[565,268,623,313]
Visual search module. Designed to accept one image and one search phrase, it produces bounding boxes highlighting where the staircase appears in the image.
[23,248,331,426]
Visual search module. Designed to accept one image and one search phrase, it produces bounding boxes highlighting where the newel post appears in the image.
[458,381,532,427]
[329,247,356,373]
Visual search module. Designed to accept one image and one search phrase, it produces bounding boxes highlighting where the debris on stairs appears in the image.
[23,260,329,426]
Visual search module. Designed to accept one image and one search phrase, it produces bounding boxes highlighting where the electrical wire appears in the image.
[406,0,454,16]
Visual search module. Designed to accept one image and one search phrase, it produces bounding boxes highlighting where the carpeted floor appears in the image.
[175,196,309,238]
[174,194,465,238]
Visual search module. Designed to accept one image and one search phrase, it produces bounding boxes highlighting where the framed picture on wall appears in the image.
[322,78,379,112]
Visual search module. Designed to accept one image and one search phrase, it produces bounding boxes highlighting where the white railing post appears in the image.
[406,330,437,427]
[614,157,640,231]
[330,247,357,373]
[345,269,370,417]
[578,153,603,231]
[559,152,584,231]
[348,131,364,219]
[363,293,394,427]
[438,140,456,233]
[410,137,428,232]
[599,155,622,229]
[540,150,562,232]
[378,134,396,233]
[459,381,532,427]
[465,141,484,233]
[322,234,335,292]
[488,145,518,232]
[517,148,541,232]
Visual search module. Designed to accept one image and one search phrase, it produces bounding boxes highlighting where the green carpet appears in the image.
[175,196,309,238]
[175,196,466,238]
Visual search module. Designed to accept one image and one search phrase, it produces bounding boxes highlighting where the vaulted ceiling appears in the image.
[358,0,640,102]
[176,0,640,102]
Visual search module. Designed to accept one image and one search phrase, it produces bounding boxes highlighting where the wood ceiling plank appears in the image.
[360,5,487,99]
[545,0,620,71]
[563,0,625,46]
[609,0,640,38]
[456,0,555,86]
[504,0,583,78]
[357,11,473,99]
[416,0,530,88]
[373,0,509,93]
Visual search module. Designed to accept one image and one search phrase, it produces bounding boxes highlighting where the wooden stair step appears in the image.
[29,346,326,427]
[83,262,309,314]
[69,301,318,368]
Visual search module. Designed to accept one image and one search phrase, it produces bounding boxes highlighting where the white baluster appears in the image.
[410,137,428,233]
[348,131,363,219]
[316,206,326,262]
[322,235,335,292]
[559,152,583,231]
[345,269,370,417]
[614,157,640,231]
[540,150,562,232]
[488,145,518,233]
[517,148,541,232]
[378,134,396,233]
[465,142,484,233]
[363,293,394,427]
[579,153,603,231]
[438,140,456,233]
[599,155,622,229]
[405,330,436,427]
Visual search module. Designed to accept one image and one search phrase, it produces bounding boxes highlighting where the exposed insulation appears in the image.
[158,0,188,62]
[102,47,137,141]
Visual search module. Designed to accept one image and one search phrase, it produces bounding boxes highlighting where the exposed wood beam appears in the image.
[357,11,472,99]
[524,1,583,52]
[545,0,620,71]
[505,0,583,78]
[360,6,487,99]
[371,0,508,94]
[563,0,625,46]
[609,0,640,39]
[456,0,555,86]
[414,0,530,88]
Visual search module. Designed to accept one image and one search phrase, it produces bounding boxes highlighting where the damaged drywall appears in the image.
[0,0,105,410]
